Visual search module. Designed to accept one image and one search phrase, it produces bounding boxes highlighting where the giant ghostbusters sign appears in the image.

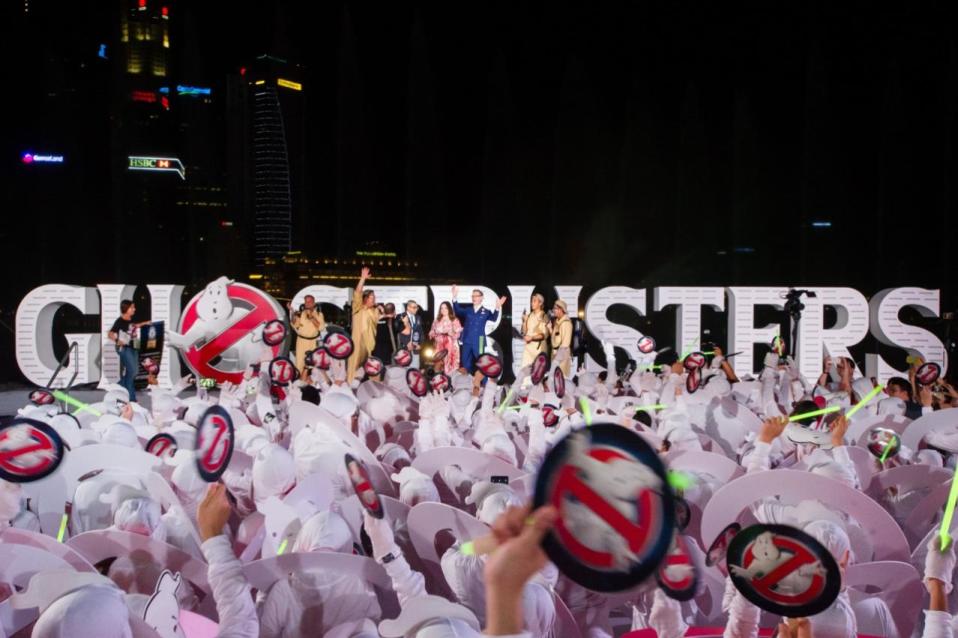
[15,279,948,388]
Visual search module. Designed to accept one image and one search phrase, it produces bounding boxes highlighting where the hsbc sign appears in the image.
[15,280,949,388]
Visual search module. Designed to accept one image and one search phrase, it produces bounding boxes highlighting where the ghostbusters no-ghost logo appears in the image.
[656,533,699,601]
[307,348,331,370]
[684,352,706,371]
[553,367,566,398]
[345,453,383,519]
[324,332,354,360]
[916,362,942,386]
[543,404,560,427]
[194,405,235,482]
[364,357,384,378]
[430,373,451,393]
[262,319,287,347]
[727,523,840,617]
[406,369,428,398]
[476,353,503,379]
[534,424,674,592]
[637,336,656,354]
[393,349,412,367]
[145,433,177,459]
[169,278,286,385]
[530,352,550,385]
[29,389,55,406]
[0,418,65,483]
[269,357,296,386]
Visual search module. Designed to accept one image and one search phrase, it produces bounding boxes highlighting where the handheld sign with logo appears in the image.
[530,353,550,385]
[364,357,384,378]
[194,406,235,482]
[727,523,841,618]
[173,280,286,385]
[683,352,707,371]
[0,418,65,483]
[705,521,741,575]
[916,362,942,386]
[324,332,354,361]
[637,336,656,355]
[393,349,412,367]
[406,369,428,398]
[553,367,566,398]
[29,389,56,406]
[141,357,160,376]
[430,373,451,394]
[476,353,503,379]
[262,319,287,347]
[345,453,383,519]
[685,368,701,394]
[307,348,331,370]
[269,357,296,386]
[866,427,901,462]
[533,424,674,592]
[543,404,560,428]
[145,433,177,459]
[656,533,699,601]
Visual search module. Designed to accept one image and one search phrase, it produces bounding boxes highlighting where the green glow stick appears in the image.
[940,470,958,551]
[879,441,894,464]
[667,470,696,491]
[635,404,667,412]
[846,385,884,418]
[52,390,102,417]
[276,538,289,555]
[496,389,516,415]
[57,513,68,543]
[788,405,841,422]
[460,540,476,556]
[579,397,592,426]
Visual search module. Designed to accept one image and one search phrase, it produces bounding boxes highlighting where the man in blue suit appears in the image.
[450,284,508,373]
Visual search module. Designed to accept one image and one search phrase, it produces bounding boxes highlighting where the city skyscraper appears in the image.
[227,54,307,267]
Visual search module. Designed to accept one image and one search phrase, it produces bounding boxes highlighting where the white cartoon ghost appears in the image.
[143,570,185,638]
[729,531,825,596]
[661,535,695,584]
[166,277,271,370]
[560,432,663,571]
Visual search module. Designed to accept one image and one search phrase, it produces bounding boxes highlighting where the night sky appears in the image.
[2,1,957,379]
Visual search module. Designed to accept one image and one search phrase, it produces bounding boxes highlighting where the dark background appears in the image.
[2,1,956,382]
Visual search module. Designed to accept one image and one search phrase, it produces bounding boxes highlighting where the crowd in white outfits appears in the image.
[2,337,958,638]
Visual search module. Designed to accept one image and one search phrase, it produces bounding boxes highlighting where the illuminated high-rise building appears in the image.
[226,55,308,267]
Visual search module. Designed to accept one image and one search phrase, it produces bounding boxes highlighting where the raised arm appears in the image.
[490,295,507,323]
[353,267,370,312]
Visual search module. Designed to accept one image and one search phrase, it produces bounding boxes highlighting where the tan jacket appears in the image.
[551,316,572,350]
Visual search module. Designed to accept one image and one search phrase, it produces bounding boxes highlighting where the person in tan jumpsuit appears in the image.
[520,293,551,368]
[347,267,381,382]
[290,295,325,373]
[551,299,573,378]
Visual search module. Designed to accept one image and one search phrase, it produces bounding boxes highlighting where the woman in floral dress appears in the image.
[429,301,463,375]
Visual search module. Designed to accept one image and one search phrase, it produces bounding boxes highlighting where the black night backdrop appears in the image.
[2,1,956,382]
